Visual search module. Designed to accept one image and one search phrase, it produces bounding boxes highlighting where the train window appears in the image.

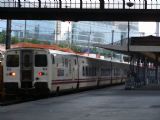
[86,67,88,76]
[52,55,55,64]
[75,59,77,65]
[35,54,47,67]
[106,69,110,76]
[88,67,90,76]
[57,69,64,76]
[114,68,120,76]
[7,55,19,67]
[62,57,64,66]
[101,68,104,76]
[65,59,68,67]
[101,68,110,76]
[69,63,71,74]
[83,66,85,76]
[94,67,97,76]
[92,67,94,76]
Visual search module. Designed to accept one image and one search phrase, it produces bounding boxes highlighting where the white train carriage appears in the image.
[3,47,129,94]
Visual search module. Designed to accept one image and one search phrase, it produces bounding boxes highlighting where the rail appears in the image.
[0,0,160,9]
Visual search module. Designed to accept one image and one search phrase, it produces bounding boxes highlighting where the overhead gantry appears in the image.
[0,0,160,21]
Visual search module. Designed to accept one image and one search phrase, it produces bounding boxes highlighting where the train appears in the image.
[2,47,129,95]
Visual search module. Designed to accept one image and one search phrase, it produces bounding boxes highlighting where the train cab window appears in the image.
[35,54,47,67]
[7,55,19,67]
[89,67,92,76]
[106,69,110,76]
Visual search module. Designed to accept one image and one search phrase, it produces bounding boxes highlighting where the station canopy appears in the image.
[94,35,160,63]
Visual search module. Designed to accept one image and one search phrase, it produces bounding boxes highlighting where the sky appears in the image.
[139,22,156,35]
[0,0,159,36]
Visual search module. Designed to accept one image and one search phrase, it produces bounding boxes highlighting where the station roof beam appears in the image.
[18,0,21,8]
[99,0,104,9]
[38,0,41,8]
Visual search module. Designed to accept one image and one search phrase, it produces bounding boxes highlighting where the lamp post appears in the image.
[88,23,91,55]
[156,22,159,36]
[24,20,27,41]
[127,20,130,52]
[126,1,134,52]
[6,19,12,49]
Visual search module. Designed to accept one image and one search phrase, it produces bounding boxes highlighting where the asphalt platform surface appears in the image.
[0,85,160,120]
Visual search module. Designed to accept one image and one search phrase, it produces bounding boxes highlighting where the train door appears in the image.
[20,50,33,88]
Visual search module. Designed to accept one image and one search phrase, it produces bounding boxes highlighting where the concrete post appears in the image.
[136,57,140,87]
[143,57,147,85]
[155,55,158,84]
[99,0,104,9]
[6,19,12,50]
[80,0,82,9]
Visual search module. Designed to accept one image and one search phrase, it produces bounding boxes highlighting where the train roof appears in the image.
[5,43,128,65]
[48,49,75,55]
[11,42,75,53]
[6,47,128,64]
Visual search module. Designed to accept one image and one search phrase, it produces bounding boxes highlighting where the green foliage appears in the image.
[11,37,19,44]
[71,45,82,53]
[0,31,51,45]
[92,47,98,54]
[58,41,69,48]
[57,41,83,53]
[0,31,6,44]
[24,39,41,44]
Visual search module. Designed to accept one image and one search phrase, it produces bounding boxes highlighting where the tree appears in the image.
[71,45,82,53]
[11,37,19,44]
[0,31,6,43]
[58,41,69,48]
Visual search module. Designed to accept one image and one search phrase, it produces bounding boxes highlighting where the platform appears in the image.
[0,85,160,120]
[136,84,160,90]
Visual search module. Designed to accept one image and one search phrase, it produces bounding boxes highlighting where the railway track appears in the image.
[0,84,124,106]
[0,96,35,106]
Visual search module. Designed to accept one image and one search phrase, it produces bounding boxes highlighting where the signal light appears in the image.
[38,72,44,76]
[9,72,16,77]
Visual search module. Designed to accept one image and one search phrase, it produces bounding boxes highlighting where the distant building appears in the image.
[0,20,56,43]
[0,20,139,47]
[59,21,139,47]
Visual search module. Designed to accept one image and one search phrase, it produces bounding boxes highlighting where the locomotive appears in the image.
[3,47,129,95]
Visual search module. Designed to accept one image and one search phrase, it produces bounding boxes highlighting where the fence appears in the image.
[0,0,160,9]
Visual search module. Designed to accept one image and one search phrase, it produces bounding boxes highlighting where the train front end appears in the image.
[3,48,50,95]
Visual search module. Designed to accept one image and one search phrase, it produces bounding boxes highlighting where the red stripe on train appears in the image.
[51,77,126,85]
[52,79,97,85]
